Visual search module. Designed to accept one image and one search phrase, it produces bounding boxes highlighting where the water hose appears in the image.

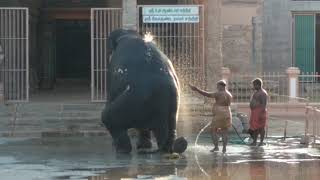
[194,119,211,177]
[231,124,248,145]
[194,119,248,178]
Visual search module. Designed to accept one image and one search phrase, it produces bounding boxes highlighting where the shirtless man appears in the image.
[249,78,268,146]
[189,80,232,153]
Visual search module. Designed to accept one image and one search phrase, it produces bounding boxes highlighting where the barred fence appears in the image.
[0,8,29,102]
[137,5,206,94]
[228,73,288,103]
[298,72,320,102]
[225,69,320,103]
[305,106,320,146]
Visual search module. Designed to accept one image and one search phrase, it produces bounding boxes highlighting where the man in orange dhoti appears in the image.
[189,80,232,153]
[249,78,268,146]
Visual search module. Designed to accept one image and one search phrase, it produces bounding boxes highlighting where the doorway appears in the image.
[33,19,92,103]
[56,20,91,80]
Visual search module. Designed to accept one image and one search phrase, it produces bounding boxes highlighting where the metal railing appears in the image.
[267,95,309,139]
[228,72,288,103]
[305,105,320,146]
[298,72,320,102]
[227,71,320,103]
[91,8,122,102]
[137,5,206,94]
[0,8,29,102]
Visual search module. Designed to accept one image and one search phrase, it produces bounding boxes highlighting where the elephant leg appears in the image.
[108,128,132,153]
[163,92,178,153]
[166,103,177,153]
[153,118,169,153]
[136,129,152,150]
[101,87,133,153]
[152,89,178,153]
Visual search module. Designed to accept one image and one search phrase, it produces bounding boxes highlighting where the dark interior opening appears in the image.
[56,20,91,80]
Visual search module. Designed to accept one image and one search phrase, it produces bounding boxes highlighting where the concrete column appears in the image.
[221,67,231,84]
[252,16,263,74]
[206,0,222,90]
[122,0,137,30]
[253,0,264,74]
[286,67,300,101]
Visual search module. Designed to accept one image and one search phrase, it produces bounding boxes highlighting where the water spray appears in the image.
[143,32,154,42]
[194,117,248,178]
[194,119,211,177]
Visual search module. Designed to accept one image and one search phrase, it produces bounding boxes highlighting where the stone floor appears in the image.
[0,134,319,180]
[1,87,318,179]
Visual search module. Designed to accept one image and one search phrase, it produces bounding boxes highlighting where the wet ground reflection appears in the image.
[0,136,319,180]
[87,161,320,180]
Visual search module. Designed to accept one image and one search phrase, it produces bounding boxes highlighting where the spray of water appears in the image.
[194,119,211,177]
[143,32,154,42]
[193,110,251,177]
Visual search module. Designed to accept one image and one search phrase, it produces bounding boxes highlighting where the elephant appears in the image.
[101,28,187,154]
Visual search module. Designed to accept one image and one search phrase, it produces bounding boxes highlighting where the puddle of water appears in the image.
[86,160,320,180]
[0,136,319,179]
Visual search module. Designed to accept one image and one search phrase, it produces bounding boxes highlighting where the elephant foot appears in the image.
[137,139,152,150]
[158,145,172,154]
[162,152,180,159]
[173,137,188,154]
[113,132,132,154]
[116,147,132,154]
[136,129,152,150]
[137,148,158,154]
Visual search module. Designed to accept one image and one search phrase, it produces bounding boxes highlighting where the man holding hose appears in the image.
[189,80,232,153]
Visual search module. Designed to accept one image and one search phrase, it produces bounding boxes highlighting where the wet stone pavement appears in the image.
[0,134,319,180]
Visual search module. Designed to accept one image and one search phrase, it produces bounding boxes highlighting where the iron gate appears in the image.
[137,5,205,93]
[0,8,29,102]
[91,8,122,102]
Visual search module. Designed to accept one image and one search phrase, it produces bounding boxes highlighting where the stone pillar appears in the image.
[286,67,300,102]
[252,16,263,74]
[122,0,137,30]
[221,67,231,84]
[206,0,222,90]
[253,0,264,74]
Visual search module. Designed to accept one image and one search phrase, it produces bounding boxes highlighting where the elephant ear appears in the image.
[107,29,141,51]
[107,29,122,52]
[107,34,116,52]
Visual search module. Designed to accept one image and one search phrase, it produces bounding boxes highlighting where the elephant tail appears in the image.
[168,91,188,154]
[168,60,180,91]
[165,82,179,153]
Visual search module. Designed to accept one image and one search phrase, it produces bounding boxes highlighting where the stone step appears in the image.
[0,103,104,114]
[0,101,214,138]
[13,111,100,116]
[4,120,103,127]
[14,116,101,121]
[0,130,109,138]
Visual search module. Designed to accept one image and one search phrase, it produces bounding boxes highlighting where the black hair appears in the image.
[252,78,263,86]
[217,80,227,86]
